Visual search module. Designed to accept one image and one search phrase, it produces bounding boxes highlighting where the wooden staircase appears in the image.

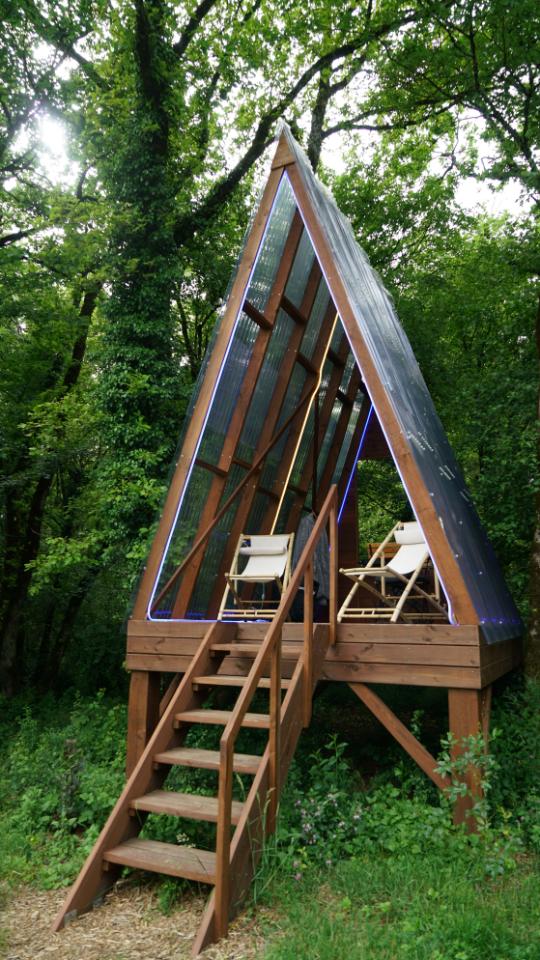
[52,486,338,956]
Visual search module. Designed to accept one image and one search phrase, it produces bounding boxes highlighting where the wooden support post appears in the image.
[303,560,314,726]
[268,631,282,834]
[448,687,491,828]
[329,491,338,646]
[126,671,160,777]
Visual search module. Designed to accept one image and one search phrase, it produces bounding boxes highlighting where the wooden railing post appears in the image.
[215,745,233,937]
[268,629,282,834]
[214,484,339,909]
[329,487,338,646]
[303,560,314,727]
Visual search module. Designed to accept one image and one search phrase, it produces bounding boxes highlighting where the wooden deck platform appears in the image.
[127,619,523,690]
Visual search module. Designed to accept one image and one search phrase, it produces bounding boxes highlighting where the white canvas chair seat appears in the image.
[338,521,447,624]
[218,533,294,621]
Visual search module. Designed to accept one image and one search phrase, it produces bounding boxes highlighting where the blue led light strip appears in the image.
[337,404,373,524]
[147,175,288,621]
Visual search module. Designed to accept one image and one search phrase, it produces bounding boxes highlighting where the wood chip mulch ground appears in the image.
[0,881,275,960]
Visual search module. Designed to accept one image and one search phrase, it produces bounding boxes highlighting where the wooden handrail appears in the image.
[214,485,338,934]
[151,386,316,612]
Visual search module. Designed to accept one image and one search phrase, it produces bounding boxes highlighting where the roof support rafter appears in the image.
[167,210,305,617]
[206,258,323,616]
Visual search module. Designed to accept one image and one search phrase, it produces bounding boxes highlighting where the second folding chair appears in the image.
[338,521,447,623]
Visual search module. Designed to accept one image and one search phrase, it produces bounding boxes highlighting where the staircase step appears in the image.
[131,790,243,824]
[211,643,300,656]
[103,838,216,883]
[154,747,261,775]
[192,674,290,690]
[175,708,270,729]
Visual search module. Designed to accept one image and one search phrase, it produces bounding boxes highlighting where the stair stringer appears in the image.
[192,623,330,956]
[52,620,237,931]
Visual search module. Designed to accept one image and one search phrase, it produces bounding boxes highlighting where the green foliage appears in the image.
[0,692,126,887]
[489,678,540,850]
[255,683,540,959]
[263,854,540,960]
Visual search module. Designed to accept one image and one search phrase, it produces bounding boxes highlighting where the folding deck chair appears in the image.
[338,521,447,623]
[218,533,295,621]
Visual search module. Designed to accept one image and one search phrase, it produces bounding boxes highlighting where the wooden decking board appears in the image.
[211,643,301,656]
[325,642,480,667]
[103,838,216,883]
[192,674,290,689]
[320,660,481,688]
[127,621,480,648]
[175,709,271,729]
[131,790,243,824]
[154,747,261,775]
[126,655,483,687]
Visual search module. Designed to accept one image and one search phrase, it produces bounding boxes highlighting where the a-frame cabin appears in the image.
[53,127,523,954]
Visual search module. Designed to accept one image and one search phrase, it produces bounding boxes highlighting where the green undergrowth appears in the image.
[0,690,126,888]
[2,677,540,958]
[261,853,540,960]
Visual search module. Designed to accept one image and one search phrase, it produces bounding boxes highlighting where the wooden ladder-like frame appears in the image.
[53,486,338,957]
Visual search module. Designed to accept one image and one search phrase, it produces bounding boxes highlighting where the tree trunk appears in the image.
[0,285,99,694]
[527,290,540,676]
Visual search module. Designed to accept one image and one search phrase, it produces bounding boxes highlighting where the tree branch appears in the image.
[173,0,221,59]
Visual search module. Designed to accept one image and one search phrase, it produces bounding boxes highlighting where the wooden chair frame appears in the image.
[218,532,295,621]
[338,522,448,624]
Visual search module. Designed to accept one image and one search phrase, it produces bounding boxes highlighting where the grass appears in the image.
[2,678,540,960]
[262,853,540,960]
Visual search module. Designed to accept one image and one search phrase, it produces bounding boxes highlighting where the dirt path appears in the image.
[0,882,272,960]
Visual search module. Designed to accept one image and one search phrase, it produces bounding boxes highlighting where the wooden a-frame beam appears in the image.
[286,156,477,624]
[131,149,289,620]
[168,212,304,617]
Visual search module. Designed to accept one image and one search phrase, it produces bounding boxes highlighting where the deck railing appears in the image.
[214,484,338,935]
